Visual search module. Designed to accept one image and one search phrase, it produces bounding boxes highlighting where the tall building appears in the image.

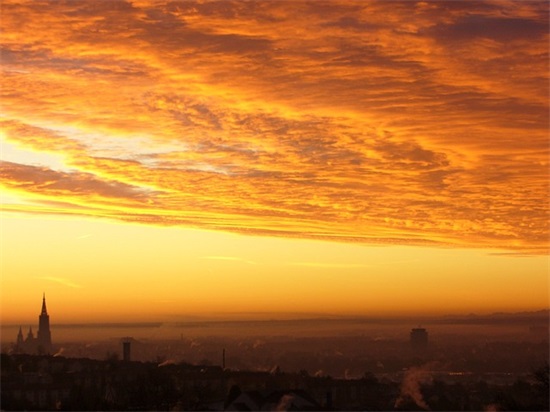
[410,327,428,351]
[15,294,53,355]
[37,293,52,353]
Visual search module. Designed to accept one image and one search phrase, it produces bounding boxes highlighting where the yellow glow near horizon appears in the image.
[1,215,548,324]
[0,1,548,323]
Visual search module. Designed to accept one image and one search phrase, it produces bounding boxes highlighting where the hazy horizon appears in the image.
[4,318,547,345]
[4,306,550,325]
[3,307,548,344]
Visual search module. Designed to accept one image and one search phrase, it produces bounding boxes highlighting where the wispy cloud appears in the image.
[286,259,421,269]
[286,262,372,269]
[35,276,83,289]
[200,256,257,265]
[0,0,547,254]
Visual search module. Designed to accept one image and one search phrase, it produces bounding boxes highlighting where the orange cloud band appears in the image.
[1,0,548,254]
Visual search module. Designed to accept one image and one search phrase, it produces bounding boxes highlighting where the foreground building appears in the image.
[15,294,52,355]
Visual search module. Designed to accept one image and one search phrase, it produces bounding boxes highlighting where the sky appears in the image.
[1,0,548,324]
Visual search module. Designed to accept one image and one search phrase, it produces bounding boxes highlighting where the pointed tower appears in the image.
[16,326,24,346]
[37,293,52,354]
[16,326,25,352]
[26,326,34,342]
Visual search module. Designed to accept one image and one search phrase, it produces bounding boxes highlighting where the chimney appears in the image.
[122,337,132,361]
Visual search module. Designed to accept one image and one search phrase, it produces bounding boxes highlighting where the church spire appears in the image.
[16,326,24,350]
[37,293,52,352]
[41,293,48,315]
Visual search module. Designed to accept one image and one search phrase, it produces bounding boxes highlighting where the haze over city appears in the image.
[1,0,548,325]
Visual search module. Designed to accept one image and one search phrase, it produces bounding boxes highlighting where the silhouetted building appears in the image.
[37,293,52,350]
[16,326,24,347]
[14,294,52,355]
[410,327,428,350]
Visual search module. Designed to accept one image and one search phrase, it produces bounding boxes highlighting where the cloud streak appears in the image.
[200,256,257,265]
[0,0,547,254]
[286,262,373,269]
[35,276,83,289]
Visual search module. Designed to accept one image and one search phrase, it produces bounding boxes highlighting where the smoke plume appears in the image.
[394,364,434,410]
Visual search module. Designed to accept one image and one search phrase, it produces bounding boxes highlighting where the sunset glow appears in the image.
[1,0,548,324]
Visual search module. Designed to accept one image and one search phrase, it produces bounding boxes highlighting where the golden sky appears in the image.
[1,1,548,323]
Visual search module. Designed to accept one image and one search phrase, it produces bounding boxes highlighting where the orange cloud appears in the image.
[1,0,548,254]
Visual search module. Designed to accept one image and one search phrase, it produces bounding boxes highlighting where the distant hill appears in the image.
[437,309,549,325]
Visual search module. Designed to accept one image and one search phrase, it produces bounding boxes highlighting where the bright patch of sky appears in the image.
[43,124,190,161]
[0,134,71,173]
[0,191,27,206]
[186,163,231,175]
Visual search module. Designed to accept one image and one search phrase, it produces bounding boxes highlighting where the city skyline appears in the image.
[1,1,548,323]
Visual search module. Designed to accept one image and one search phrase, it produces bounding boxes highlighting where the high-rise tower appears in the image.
[410,327,428,351]
[37,293,52,354]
